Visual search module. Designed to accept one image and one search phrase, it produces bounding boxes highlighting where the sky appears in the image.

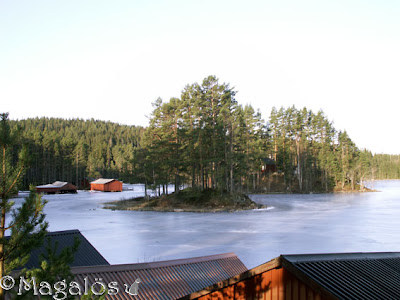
[1,0,399,154]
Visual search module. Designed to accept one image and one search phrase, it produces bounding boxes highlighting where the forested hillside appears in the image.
[8,76,400,192]
[373,155,400,179]
[10,118,144,188]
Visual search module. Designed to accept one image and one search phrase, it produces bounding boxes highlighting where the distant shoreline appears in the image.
[102,185,380,213]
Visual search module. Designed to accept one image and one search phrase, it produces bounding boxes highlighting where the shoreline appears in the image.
[102,186,378,213]
[103,189,265,213]
[103,204,265,213]
[242,187,379,195]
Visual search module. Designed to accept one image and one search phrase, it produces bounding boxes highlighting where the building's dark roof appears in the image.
[281,252,400,300]
[262,157,276,165]
[24,229,109,269]
[71,252,247,300]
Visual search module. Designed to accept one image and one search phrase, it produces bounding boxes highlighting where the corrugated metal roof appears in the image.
[91,178,118,184]
[71,252,247,300]
[22,229,109,269]
[281,252,400,300]
[185,252,400,300]
[183,256,280,300]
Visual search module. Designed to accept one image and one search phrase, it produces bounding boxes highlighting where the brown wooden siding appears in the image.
[195,267,333,300]
[90,183,105,191]
[104,180,122,192]
[90,180,122,192]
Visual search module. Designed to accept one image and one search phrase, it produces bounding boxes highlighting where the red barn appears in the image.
[90,178,122,192]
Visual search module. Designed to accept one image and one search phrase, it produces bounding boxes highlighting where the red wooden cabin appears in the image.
[90,178,122,192]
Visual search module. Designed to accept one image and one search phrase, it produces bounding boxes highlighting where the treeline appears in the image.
[8,75,400,192]
[268,107,374,192]
[373,154,400,179]
[10,118,144,188]
[138,76,267,195]
[139,76,375,194]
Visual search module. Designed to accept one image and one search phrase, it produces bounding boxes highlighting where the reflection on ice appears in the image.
[253,206,275,211]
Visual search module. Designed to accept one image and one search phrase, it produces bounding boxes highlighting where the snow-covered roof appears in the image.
[36,181,68,189]
[90,178,117,185]
[52,181,68,187]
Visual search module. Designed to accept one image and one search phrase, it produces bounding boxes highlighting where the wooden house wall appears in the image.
[91,181,122,192]
[104,180,122,192]
[62,183,78,192]
[36,187,60,193]
[90,183,105,191]
[195,267,332,300]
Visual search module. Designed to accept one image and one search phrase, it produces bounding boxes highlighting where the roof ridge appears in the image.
[281,252,400,264]
[7,229,82,238]
[45,229,81,236]
[71,252,240,274]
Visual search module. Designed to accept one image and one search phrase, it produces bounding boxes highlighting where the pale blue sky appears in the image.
[1,0,399,153]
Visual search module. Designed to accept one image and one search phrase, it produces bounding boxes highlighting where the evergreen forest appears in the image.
[8,76,400,193]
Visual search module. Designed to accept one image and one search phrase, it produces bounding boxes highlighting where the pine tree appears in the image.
[0,113,48,300]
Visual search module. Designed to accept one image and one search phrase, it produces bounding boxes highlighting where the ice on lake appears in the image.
[12,181,400,269]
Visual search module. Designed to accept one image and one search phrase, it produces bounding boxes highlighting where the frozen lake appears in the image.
[13,180,400,269]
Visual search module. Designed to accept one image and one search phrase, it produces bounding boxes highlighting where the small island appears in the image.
[104,188,265,212]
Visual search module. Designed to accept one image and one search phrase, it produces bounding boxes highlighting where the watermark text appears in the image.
[0,276,140,300]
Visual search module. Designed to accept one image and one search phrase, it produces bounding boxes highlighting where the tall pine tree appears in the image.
[0,113,48,300]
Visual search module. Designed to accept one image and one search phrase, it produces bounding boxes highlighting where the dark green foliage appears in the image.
[80,290,106,300]
[1,114,49,265]
[6,79,400,194]
[267,106,386,192]
[109,187,262,212]
[373,154,400,179]
[14,237,80,299]
[9,118,144,188]
[141,76,267,194]
[4,187,48,274]
[0,113,49,300]
[25,237,79,285]
[142,87,394,194]
[1,113,83,300]
[175,187,203,203]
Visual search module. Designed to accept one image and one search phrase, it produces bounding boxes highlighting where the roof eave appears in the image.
[182,257,281,300]
[72,252,242,275]
[280,255,339,300]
